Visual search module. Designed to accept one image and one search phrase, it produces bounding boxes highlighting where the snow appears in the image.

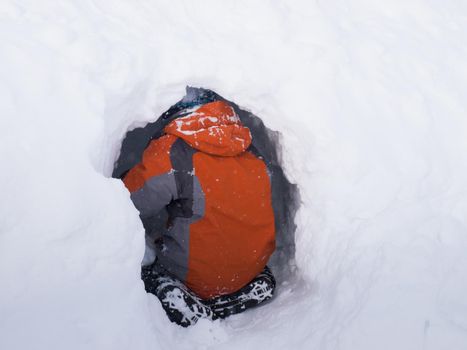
[1,1,467,349]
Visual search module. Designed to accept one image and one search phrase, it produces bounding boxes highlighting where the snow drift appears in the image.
[1,1,467,349]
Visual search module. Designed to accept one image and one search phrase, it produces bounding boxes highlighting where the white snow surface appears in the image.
[1,1,467,349]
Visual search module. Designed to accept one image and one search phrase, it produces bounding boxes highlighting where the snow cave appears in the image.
[112,86,300,292]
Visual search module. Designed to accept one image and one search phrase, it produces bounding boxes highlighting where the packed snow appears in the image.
[1,1,467,349]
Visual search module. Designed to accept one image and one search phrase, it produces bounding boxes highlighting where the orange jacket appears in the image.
[124,101,275,299]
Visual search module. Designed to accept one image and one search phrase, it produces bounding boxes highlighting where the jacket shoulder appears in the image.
[123,134,177,192]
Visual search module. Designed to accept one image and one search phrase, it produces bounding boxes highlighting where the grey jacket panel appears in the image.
[130,172,177,218]
[133,138,206,281]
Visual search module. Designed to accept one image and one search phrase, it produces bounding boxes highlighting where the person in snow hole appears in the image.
[122,98,276,327]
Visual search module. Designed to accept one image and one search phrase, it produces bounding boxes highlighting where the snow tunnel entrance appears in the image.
[112,86,300,289]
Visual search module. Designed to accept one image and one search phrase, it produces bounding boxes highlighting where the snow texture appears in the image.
[1,1,467,349]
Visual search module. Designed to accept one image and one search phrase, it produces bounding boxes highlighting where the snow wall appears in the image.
[1,1,467,350]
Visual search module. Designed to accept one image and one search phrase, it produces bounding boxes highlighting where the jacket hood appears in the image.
[164,101,252,156]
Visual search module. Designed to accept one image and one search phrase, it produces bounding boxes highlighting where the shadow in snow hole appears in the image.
[112,86,300,294]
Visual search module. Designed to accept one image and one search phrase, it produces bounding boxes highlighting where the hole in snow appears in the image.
[107,86,300,324]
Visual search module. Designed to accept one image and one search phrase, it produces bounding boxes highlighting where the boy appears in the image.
[122,94,277,326]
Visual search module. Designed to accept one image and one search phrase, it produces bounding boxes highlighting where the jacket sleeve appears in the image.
[123,135,178,218]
